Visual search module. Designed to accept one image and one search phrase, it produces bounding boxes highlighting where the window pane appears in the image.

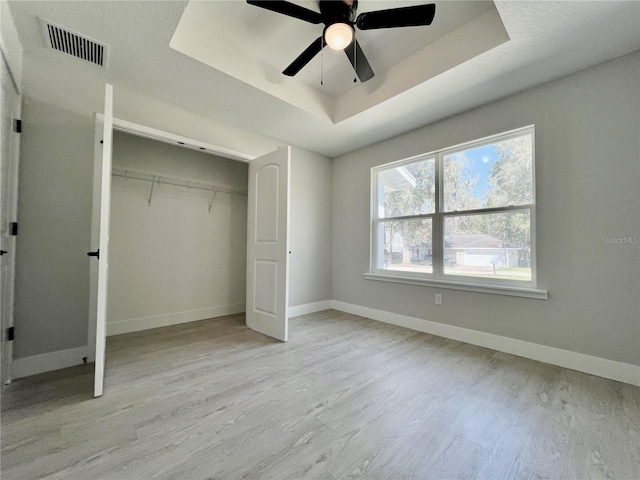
[378,158,435,218]
[443,133,533,212]
[381,219,432,274]
[444,211,531,281]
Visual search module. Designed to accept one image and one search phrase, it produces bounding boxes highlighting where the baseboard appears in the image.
[12,346,89,379]
[107,304,246,336]
[330,300,640,387]
[13,301,638,386]
[289,300,333,318]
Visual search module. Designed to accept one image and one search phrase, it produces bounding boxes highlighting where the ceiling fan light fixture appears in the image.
[324,22,353,50]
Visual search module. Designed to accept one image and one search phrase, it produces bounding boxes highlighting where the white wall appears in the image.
[332,51,640,367]
[107,132,248,335]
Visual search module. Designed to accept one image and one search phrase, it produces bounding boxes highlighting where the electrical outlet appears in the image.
[435,293,442,305]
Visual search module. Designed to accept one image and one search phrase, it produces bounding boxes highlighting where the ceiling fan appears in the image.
[246,0,436,83]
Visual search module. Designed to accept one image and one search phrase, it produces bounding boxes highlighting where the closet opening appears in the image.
[105,130,250,337]
[89,111,291,397]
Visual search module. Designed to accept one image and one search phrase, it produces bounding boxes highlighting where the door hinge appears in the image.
[13,119,21,133]
[10,222,18,236]
[7,327,14,341]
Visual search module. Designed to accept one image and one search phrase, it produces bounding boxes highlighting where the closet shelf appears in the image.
[111,167,247,211]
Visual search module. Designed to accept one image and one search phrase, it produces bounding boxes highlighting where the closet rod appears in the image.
[111,167,248,197]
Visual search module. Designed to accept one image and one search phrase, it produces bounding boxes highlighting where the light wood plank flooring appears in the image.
[2,310,639,479]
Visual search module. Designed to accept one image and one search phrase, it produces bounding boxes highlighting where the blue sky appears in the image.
[460,144,498,198]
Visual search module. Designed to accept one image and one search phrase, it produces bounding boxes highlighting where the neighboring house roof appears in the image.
[444,234,523,249]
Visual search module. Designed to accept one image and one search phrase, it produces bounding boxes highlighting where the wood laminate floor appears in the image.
[1,310,639,480]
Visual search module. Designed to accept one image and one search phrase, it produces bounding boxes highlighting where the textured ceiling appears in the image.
[7,1,640,157]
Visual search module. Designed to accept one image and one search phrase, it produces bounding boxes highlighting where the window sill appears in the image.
[363,273,548,300]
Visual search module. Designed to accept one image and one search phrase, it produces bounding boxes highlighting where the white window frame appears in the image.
[366,125,548,300]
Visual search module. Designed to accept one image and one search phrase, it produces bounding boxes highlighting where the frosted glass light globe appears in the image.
[324,23,354,50]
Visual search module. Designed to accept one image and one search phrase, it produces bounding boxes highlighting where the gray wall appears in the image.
[332,51,640,366]
[109,137,333,314]
[0,0,23,88]
[15,43,635,368]
[289,147,332,306]
[108,132,248,328]
[14,97,332,359]
[14,97,94,358]
[112,131,249,186]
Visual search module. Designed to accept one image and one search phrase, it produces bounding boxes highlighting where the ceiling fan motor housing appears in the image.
[319,0,358,26]
[246,0,438,82]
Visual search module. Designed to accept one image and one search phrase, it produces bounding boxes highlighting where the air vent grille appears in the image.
[42,21,108,67]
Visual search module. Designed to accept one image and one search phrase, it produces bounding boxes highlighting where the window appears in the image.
[370,126,540,294]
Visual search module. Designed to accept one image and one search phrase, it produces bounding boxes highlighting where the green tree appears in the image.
[485,135,533,250]
[382,135,532,268]
[488,135,533,207]
[384,159,435,264]
[442,152,481,236]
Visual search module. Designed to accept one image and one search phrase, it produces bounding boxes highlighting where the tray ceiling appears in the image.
[6,1,640,157]
[171,1,508,123]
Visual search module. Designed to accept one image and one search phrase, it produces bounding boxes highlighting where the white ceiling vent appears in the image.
[41,19,109,67]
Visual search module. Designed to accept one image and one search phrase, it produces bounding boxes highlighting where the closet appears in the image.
[106,131,249,337]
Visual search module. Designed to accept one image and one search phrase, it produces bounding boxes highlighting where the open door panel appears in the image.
[92,83,113,397]
[246,146,290,342]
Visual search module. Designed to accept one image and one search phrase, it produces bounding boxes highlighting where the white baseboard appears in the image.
[289,300,334,318]
[12,301,638,387]
[330,300,640,387]
[13,346,89,379]
[107,304,246,336]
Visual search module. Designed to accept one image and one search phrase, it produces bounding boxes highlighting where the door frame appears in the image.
[0,55,21,385]
[96,116,255,162]
[88,115,257,369]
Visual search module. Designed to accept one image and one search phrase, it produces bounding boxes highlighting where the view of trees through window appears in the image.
[375,129,534,283]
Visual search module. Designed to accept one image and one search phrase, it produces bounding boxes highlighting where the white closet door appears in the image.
[92,84,114,397]
[0,58,21,384]
[246,146,290,341]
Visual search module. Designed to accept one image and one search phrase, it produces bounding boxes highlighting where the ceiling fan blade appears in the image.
[283,37,325,76]
[356,4,436,30]
[246,1,322,24]
[344,39,374,83]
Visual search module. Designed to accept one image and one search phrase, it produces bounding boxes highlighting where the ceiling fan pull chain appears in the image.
[353,36,357,83]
